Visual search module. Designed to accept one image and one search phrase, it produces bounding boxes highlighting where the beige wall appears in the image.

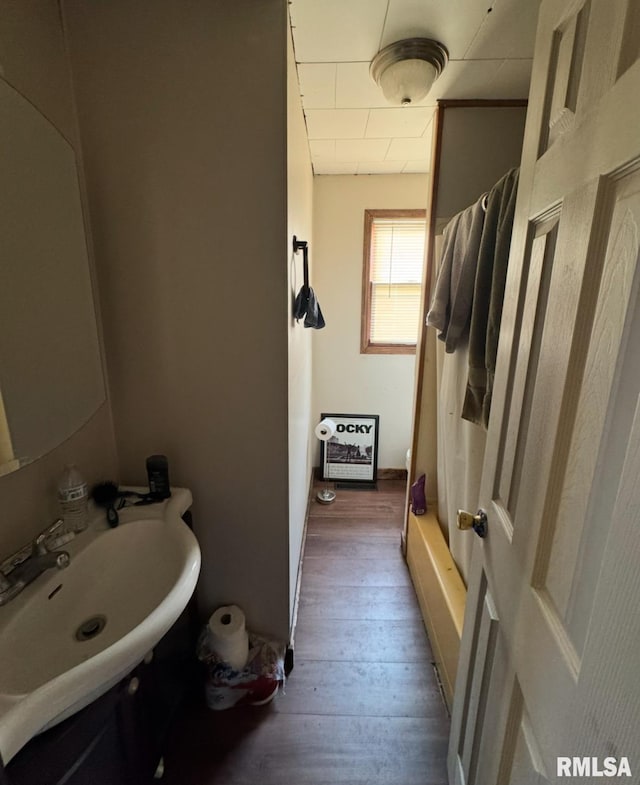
[436,106,527,221]
[312,174,428,470]
[287,30,314,625]
[0,0,117,559]
[64,0,294,642]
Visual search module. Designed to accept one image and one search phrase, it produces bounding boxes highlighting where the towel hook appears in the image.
[293,235,309,288]
[292,236,307,254]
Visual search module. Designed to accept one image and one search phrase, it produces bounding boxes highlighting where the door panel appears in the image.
[617,0,640,77]
[449,2,640,782]
[495,214,558,523]
[450,565,500,785]
[541,0,590,153]
[498,685,550,785]
[540,169,640,652]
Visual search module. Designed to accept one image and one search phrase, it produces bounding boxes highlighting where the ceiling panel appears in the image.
[428,59,506,101]
[421,119,434,140]
[314,162,359,175]
[289,0,539,175]
[335,62,390,109]
[365,107,434,138]
[305,109,369,140]
[289,0,388,62]
[386,137,431,161]
[382,0,491,59]
[309,140,336,160]
[297,64,336,109]
[403,160,430,173]
[487,59,534,99]
[335,139,391,162]
[464,0,540,59]
[358,161,414,174]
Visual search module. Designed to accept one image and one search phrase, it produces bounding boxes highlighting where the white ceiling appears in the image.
[289,0,541,175]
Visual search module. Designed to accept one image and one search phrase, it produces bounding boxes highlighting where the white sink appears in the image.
[0,487,200,764]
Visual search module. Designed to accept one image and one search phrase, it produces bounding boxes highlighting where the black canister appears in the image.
[146,454,171,499]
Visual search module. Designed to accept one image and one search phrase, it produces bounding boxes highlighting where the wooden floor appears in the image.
[163,480,449,785]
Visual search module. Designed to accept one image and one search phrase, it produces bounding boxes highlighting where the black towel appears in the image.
[294,284,325,329]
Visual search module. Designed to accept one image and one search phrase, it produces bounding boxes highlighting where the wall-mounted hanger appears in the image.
[292,235,325,329]
[293,235,309,288]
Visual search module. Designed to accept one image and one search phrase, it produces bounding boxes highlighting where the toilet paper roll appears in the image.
[315,418,337,441]
[208,604,249,670]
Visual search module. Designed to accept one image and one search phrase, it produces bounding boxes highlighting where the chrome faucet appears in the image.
[0,521,71,607]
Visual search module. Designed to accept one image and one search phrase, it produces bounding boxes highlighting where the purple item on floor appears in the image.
[410,474,427,515]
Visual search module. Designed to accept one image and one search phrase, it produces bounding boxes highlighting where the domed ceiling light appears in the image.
[370,38,448,106]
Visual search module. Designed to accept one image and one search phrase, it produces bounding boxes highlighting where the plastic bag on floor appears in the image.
[197,630,285,711]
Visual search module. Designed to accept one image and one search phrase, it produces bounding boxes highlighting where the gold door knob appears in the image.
[456,509,488,538]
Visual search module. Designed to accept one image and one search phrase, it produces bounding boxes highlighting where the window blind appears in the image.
[369,217,426,345]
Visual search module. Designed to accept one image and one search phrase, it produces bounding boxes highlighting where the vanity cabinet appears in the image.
[4,589,198,785]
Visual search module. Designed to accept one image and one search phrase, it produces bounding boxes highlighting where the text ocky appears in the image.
[336,424,373,435]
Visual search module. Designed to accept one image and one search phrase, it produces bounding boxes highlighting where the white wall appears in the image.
[312,174,428,469]
[65,0,293,643]
[286,29,314,627]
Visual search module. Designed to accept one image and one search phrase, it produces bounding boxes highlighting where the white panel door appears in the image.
[449,1,640,783]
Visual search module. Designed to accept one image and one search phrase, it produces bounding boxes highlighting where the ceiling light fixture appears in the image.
[370,38,448,106]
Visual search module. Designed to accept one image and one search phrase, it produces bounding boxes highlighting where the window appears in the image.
[361,209,427,354]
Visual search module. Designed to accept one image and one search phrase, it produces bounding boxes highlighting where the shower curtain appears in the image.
[435,333,486,583]
[429,169,519,583]
[432,233,487,584]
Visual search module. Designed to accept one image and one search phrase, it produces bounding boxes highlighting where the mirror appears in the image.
[0,78,106,477]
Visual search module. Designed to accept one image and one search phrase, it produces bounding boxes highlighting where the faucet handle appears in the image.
[42,519,64,538]
[32,533,49,557]
[34,519,65,555]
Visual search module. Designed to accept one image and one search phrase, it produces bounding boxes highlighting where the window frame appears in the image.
[360,208,427,355]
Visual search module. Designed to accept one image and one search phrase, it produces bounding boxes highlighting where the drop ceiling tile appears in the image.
[422,118,434,139]
[464,0,540,59]
[297,63,336,109]
[336,62,389,109]
[365,107,434,138]
[309,140,336,160]
[403,160,430,173]
[289,0,388,62]
[335,139,390,162]
[314,162,359,175]
[487,59,533,99]
[382,0,492,59]
[305,109,369,139]
[290,0,538,179]
[358,161,414,174]
[421,121,435,157]
[429,59,505,101]
[386,137,431,161]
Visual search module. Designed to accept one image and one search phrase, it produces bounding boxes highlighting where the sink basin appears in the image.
[0,487,200,764]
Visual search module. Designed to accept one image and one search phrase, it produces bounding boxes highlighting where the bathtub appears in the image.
[405,510,466,711]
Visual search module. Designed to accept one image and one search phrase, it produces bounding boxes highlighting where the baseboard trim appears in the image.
[377,468,407,481]
[284,646,294,676]
[287,467,315,674]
